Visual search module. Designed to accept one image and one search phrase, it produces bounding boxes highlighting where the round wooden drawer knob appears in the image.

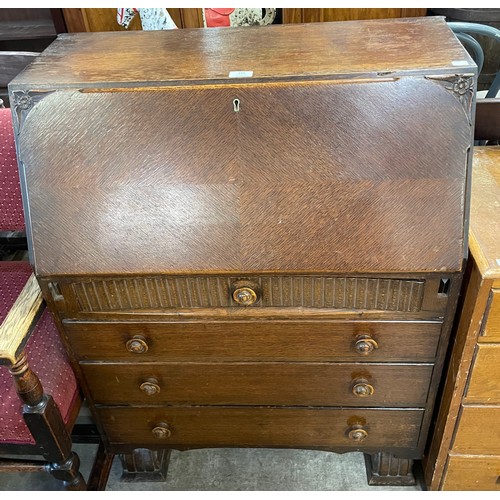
[126,335,148,354]
[352,379,375,397]
[152,423,171,440]
[140,378,161,396]
[347,424,368,442]
[232,286,258,305]
[354,335,378,355]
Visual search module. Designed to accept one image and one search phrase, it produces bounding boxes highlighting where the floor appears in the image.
[0,444,423,491]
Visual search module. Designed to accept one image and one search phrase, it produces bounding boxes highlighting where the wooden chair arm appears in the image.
[0,273,44,366]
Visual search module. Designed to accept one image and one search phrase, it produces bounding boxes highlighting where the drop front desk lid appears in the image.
[10,17,476,277]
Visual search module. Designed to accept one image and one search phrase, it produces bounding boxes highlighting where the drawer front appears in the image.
[453,406,500,454]
[57,275,429,312]
[97,406,424,449]
[465,344,500,403]
[442,455,500,490]
[64,320,442,362]
[81,362,433,407]
[479,289,500,343]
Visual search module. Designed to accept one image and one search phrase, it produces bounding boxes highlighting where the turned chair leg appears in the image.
[9,351,86,490]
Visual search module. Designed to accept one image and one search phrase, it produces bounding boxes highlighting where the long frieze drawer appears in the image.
[478,289,500,343]
[97,406,424,449]
[80,362,433,407]
[452,406,500,454]
[464,344,500,403]
[441,455,500,490]
[63,320,442,362]
[46,275,450,314]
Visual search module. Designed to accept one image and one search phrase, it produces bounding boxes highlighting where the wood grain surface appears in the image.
[19,78,470,276]
[63,319,442,362]
[479,289,500,342]
[97,406,424,450]
[464,344,500,403]
[80,361,433,407]
[441,455,500,490]
[10,17,473,88]
[67,275,426,311]
[0,274,43,365]
[452,406,500,454]
[469,147,500,280]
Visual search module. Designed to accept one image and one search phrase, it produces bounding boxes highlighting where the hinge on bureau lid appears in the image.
[48,282,64,302]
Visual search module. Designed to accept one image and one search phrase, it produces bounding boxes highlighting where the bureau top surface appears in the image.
[10,17,473,88]
[470,147,500,279]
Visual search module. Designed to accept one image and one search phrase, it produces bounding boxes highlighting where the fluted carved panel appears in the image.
[69,276,425,312]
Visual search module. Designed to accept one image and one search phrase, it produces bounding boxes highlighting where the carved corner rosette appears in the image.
[11,90,55,135]
[425,74,475,125]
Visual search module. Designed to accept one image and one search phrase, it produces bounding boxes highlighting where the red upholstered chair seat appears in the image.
[0,108,24,232]
[0,262,79,445]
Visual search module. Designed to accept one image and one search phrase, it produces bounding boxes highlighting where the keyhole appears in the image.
[233,98,240,112]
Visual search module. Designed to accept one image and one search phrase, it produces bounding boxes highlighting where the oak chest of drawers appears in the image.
[425,147,500,490]
[9,17,476,485]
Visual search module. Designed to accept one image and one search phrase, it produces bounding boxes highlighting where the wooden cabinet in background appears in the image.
[424,147,500,491]
[62,8,428,32]
[283,8,427,24]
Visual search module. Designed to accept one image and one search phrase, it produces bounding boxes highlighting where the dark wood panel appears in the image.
[0,52,39,87]
[81,362,433,407]
[63,320,442,362]
[10,18,473,87]
[475,99,500,141]
[283,8,428,24]
[97,406,424,449]
[19,79,470,276]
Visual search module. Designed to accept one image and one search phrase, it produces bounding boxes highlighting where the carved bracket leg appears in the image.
[364,452,416,486]
[119,449,171,483]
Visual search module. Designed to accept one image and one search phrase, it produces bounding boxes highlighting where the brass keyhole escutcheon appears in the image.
[125,335,149,354]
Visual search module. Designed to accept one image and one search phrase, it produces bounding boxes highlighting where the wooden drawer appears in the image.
[47,275,450,316]
[479,290,500,343]
[97,406,424,449]
[63,320,442,362]
[81,362,433,407]
[452,406,500,454]
[465,344,500,403]
[442,455,500,490]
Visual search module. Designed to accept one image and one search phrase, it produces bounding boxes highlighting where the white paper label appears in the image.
[451,60,469,66]
[228,71,254,78]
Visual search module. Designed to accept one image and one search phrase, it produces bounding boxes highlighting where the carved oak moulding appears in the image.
[8,17,476,486]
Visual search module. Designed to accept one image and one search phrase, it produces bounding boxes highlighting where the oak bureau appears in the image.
[9,17,476,485]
